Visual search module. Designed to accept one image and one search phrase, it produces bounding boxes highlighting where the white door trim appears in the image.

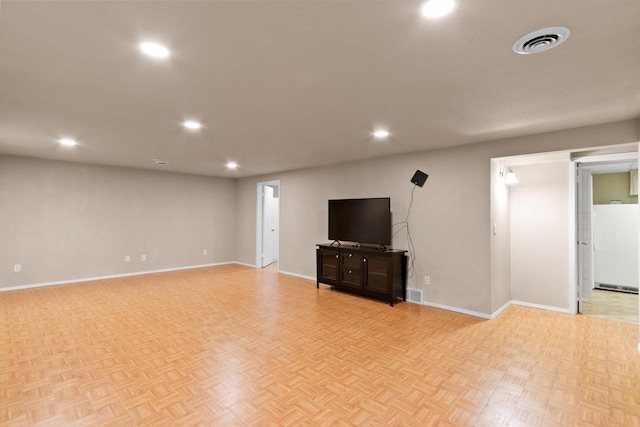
[572,152,638,315]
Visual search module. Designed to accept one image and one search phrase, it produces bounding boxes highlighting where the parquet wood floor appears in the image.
[582,289,639,324]
[1,264,639,426]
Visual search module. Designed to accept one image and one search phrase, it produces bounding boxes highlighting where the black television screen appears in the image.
[328,197,391,245]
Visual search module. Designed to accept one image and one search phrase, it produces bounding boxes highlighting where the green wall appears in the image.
[593,171,638,205]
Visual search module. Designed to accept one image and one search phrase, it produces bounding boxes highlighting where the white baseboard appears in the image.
[0,261,238,293]
[490,300,512,319]
[234,262,257,268]
[511,300,572,314]
[277,269,315,282]
[422,300,491,319]
[420,299,571,320]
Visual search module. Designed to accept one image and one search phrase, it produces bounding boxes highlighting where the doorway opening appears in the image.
[490,145,639,323]
[574,153,638,323]
[256,180,280,268]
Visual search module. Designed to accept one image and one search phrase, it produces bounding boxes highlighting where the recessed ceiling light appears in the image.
[183,120,202,131]
[153,159,170,166]
[139,42,170,59]
[372,129,390,140]
[58,138,77,147]
[421,0,456,19]
[226,161,238,170]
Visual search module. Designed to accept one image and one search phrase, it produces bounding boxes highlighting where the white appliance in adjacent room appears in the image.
[593,204,639,293]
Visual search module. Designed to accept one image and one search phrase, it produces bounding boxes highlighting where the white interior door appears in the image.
[576,164,594,313]
[256,180,280,268]
[268,186,279,262]
[260,184,279,267]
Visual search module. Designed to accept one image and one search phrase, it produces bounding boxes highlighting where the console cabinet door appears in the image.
[318,250,340,284]
[364,256,392,294]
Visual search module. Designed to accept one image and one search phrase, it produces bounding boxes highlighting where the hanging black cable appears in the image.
[392,185,417,277]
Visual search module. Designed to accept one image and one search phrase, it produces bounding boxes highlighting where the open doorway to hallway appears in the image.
[575,153,638,324]
[490,144,639,325]
[256,180,280,268]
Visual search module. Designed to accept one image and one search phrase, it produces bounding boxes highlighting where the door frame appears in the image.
[256,180,280,268]
[571,152,639,314]
[574,162,594,314]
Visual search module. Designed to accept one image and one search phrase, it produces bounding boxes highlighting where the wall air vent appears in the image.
[407,288,423,304]
[513,26,571,54]
[594,283,639,294]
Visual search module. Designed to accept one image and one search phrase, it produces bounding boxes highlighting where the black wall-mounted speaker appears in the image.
[411,170,428,187]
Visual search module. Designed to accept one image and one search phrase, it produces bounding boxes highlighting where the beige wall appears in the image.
[509,161,571,310]
[237,119,639,316]
[2,119,638,317]
[238,144,494,314]
[0,156,237,288]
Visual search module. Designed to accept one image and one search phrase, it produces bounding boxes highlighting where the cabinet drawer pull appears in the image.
[364,258,367,263]
[348,253,353,257]
[335,255,339,258]
[349,270,352,274]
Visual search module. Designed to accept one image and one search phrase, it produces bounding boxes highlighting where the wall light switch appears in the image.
[13,264,21,273]
[125,255,130,262]
[203,249,207,255]
[141,255,147,262]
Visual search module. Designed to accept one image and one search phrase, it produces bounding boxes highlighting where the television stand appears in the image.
[316,244,407,306]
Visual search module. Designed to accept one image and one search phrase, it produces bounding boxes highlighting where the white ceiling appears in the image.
[1,1,639,178]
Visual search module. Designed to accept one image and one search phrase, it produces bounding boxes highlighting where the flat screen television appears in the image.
[328,197,391,246]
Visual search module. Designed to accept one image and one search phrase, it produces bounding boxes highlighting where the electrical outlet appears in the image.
[13,264,21,273]
[424,276,431,285]
[203,249,207,255]
[141,255,147,262]
[125,255,130,262]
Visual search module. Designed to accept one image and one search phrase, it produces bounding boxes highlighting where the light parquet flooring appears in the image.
[582,289,639,324]
[1,264,640,426]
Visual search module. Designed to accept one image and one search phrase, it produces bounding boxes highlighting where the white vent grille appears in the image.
[407,288,423,304]
[513,26,571,55]
[594,283,638,294]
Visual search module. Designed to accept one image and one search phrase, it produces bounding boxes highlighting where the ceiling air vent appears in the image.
[513,26,571,54]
